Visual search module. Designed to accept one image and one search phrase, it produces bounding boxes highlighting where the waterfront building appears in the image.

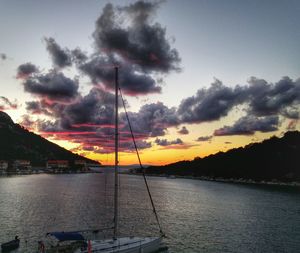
[74,160,88,171]
[0,160,8,174]
[13,160,31,172]
[46,160,69,171]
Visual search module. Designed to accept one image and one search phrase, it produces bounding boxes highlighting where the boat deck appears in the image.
[74,236,162,253]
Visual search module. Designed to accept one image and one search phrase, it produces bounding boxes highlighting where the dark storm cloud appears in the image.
[92,139,152,154]
[177,80,246,123]
[93,1,180,73]
[23,71,79,102]
[30,87,116,134]
[120,0,161,23]
[196,136,212,142]
[17,63,39,79]
[155,138,183,146]
[62,87,115,127]
[18,1,180,98]
[177,76,300,125]
[119,66,161,95]
[30,97,179,153]
[16,1,181,153]
[26,73,298,150]
[0,96,18,110]
[281,108,299,119]
[247,76,300,118]
[134,140,152,149]
[45,37,72,68]
[214,116,279,136]
[0,53,7,60]
[121,102,179,137]
[71,48,88,63]
[120,139,152,151]
[25,101,52,115]
[36,119,63,133]
[80,56,161,95]
[34,99,66,118]
[178,126,189,135]
[82,146,95,151]
[26,101,40,111]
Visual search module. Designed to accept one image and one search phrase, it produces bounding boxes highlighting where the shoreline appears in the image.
[0,170,98,176]
[128,172,300,187]
[1,171,299,188]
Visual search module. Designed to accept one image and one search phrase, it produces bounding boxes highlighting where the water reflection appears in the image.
[0,174,299,253]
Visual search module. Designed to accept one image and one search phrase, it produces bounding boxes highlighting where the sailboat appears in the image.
[44,67,165,253]
[76,67,164,252]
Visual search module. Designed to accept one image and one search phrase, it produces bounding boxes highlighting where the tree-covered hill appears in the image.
[146,131,300,182]
[0,111,97,166]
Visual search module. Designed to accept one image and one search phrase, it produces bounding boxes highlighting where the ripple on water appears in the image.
[0,174,299,253]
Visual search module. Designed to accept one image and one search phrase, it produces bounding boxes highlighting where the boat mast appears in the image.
[113,66,119,239]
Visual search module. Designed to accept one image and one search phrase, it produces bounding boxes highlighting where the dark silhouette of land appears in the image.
[145,131,300,183]
[1,110,299,182]
[0,111,97,166]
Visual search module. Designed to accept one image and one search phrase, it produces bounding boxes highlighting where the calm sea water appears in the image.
[0,174,299,253]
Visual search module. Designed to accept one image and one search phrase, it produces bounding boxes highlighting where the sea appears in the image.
[0,173,299,253]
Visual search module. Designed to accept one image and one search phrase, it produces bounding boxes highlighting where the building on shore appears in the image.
[46,160,69,171]
[0,160,8,174]
[13,160,31,172]
[74,160,88,171]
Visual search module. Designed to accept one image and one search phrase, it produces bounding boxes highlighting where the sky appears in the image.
[0,0,299,165]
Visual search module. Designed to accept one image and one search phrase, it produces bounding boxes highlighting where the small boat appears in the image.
[1,237,20,252]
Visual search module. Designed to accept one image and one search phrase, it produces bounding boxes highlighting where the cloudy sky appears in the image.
[0,0,299,165]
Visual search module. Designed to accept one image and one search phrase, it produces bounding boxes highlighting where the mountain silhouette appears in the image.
[146,131,300,182]
[0,111,97,166]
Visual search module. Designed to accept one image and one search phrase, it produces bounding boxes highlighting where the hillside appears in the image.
[0,111,97,166]
[145,131,300,182]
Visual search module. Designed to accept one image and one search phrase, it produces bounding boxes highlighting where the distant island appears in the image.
[142,131,300,184]
[0,111,98,174]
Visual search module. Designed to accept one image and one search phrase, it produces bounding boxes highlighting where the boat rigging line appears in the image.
[119,87,165,237]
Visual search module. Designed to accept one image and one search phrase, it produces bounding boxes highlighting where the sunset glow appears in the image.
[0,0,299,165]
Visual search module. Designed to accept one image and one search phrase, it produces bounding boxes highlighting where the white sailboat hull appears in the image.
[75,236,162,253]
